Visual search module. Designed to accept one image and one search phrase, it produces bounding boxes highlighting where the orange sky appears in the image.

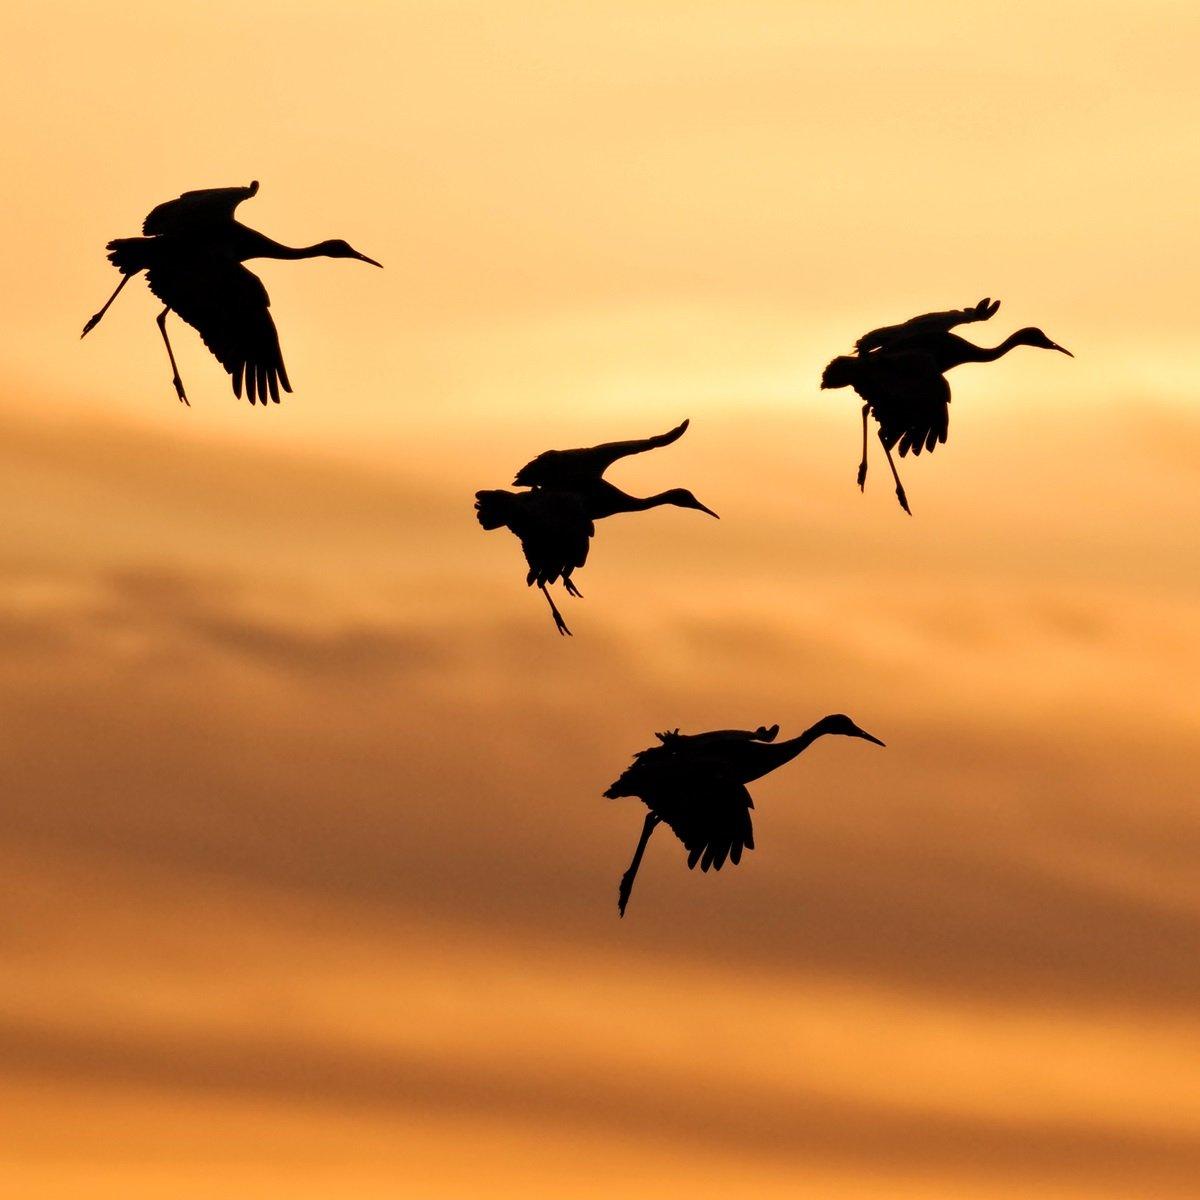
[2,3,1199,1197]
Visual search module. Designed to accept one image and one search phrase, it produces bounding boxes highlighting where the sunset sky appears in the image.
[2,2,1199,1196]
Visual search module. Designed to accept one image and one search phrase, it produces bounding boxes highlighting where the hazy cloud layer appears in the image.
[1,400,1197,1195]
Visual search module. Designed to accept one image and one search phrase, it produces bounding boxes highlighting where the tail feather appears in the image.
[105,237,155,275]
[473,489,518,531]
[821,355,859,389]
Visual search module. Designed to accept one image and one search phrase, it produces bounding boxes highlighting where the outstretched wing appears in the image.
[605,753,755,872]
[143,181,260,236]
[146,256,291,404]
[513,420,690,487]
[855,298,1000,356]
[859,353,951,457]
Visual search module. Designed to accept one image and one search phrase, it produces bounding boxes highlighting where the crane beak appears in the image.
[853,725,886,747]
[353,251,383,268]
[695,501,720,519]
[1049,341,1073,356]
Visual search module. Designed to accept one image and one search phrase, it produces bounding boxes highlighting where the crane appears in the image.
[605,715,885,916]
[821,298,1071,512]
[81,181,381,405]
[474,419,718,635]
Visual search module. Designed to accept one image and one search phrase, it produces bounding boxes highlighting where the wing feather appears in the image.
[852,353,952,457]
[514,420,690,487]
[483,489,594,585]
[606,751,756,873]
[146,256,291,404]
[143,181,260,235]
[855,298,1000,355]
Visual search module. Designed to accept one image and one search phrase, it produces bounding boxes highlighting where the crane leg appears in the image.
[878,433,911,515]
[81,274,131,337]
[563,577,583,599]
[539,582,572,636]
[155,307,190,406]
[618,812,660,918]
[857,403,870,490]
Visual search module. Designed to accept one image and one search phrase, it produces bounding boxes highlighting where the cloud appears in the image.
[0,402,1197,1195]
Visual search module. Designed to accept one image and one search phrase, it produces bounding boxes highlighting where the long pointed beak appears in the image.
[856,729,886,747]
[696,502,720,519]
[1050,342,1073,357]
[353,251,383,268]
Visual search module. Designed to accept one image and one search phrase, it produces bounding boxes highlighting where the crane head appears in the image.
[316,239,383,267]
[817,714,886,746]
[664,488,720,518]
[1015,327,1072,356]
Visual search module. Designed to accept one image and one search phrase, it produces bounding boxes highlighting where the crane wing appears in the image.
[855,298,1000,355]
[858,354,952,457]
[143,181,260,236]
[607,753,755,872]
[480,489,594,586]
[145,256,291,404]
[513,420,690,487]
[663,772,756,872]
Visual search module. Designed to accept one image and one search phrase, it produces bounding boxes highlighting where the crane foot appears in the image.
[896,486,911,516]
[172,376,190,407]
[81,314,101,338]
[857,463,867,491]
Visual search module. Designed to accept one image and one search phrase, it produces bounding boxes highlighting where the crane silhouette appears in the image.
[80,181,381,406]
[474,419,718,636]
[605,716,885,916]
[821,298,1072,513]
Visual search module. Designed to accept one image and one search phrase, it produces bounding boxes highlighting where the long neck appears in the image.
[240,229,328,261]
[589,486,677,519]
[735,721,834,783]
[625,490,679,512]
[961,331,1027,363]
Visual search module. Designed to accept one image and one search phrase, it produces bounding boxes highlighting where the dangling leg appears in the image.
[155,306,190,406]
[618,812,660,918]
[81,274,131,337]
[563,576,583,599]
[857,403,870,491]
[539,582,572,636]
[878,432,911,515]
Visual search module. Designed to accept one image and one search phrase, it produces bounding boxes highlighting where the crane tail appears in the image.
[821,355,859,389]
[473,489,518,531]
[105,237,155,275]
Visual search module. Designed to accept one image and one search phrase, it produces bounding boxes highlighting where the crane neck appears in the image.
[734,719,842,783]
[589,487,676,519]
[959,332,1027,364]
[235,227,332,261]
[247,235,330,261]
[625,490,679,512]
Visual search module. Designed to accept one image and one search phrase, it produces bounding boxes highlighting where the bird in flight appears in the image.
[605,715,885,916]
[821,298,1072,513]
[474,419,718,636]
[81,181,381,406]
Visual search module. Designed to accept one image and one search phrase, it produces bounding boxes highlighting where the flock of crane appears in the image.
[82,181,1072,916]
